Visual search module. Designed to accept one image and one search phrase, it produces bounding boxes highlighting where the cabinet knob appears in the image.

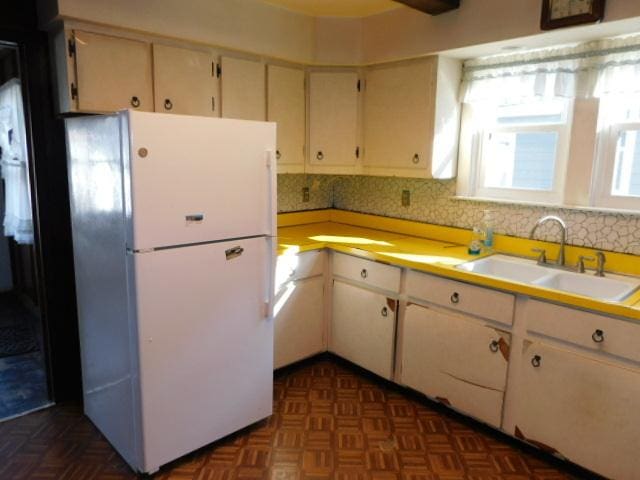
[130,96,141,108]
[450,292,460,304]
[381,306,388,317]
[276,150,281,160]
[316,151,324,161]
[360,269,368,279]
[412,153,420,164]
[531,355,542,368]
[164,98,173,110]
[592,329,605,343]
[489,340,499,353]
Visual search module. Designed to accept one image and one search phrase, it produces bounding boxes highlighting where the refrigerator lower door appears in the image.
[125,111,276,250]
[131,237,273,473]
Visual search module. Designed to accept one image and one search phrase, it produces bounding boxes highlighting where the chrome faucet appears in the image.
[529,215,567,266]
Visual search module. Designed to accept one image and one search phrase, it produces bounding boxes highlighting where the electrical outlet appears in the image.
[402,190,410,206]
[302,187,310,202]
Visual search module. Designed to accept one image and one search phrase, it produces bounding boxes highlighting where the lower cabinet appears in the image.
[274,276,325,369]
[514,341,640,480]
[330,280,397,380]
[401,303,510,428]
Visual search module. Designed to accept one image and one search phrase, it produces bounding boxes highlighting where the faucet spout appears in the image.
[529,215,567,266]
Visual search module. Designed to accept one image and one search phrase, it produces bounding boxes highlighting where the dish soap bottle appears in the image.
[482,209,494,250]
[468,227,483,255]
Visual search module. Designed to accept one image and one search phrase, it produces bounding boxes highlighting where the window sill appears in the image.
[451,195,640,215]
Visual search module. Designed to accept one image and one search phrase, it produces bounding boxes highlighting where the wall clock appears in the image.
[541,0,606,30]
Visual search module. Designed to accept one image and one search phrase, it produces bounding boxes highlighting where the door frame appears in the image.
[1,5,81,401]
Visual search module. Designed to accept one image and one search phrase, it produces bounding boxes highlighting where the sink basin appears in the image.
[456,255,552,284]
[457,254,640,302]
[533,271,640,302]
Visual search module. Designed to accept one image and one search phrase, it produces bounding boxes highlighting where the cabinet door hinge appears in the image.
[216,63,222,78]
[67,38,76,57]
[70,82,78,100]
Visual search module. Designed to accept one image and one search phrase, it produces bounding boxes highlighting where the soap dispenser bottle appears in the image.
[482,209,494,249]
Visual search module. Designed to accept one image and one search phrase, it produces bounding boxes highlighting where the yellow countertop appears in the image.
[277,209,640,321]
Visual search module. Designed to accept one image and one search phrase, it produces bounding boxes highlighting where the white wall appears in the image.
[38,0,316,63]
[37,0,640,65]
[313,17,363,65]
[362,0,640,64]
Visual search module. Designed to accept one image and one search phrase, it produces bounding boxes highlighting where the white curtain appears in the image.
[460,34,640,104]
[0,78,33,245]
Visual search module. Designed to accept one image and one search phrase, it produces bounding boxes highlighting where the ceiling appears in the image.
[259,0,401,17]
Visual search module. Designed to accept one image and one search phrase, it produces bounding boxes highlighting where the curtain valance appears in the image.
[461,34,640,104]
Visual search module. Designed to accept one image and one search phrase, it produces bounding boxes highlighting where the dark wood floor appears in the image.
[0,355,597,479]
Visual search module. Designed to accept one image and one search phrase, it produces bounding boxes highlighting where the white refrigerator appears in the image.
[65,110,276,474]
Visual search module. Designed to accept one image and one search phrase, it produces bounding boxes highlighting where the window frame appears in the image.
[462,99,574,205]
[593,96,640,209]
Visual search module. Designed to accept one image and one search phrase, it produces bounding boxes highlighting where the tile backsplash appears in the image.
[277,174,640,254]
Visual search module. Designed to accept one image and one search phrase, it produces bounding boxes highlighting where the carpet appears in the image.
[0,323,37,358]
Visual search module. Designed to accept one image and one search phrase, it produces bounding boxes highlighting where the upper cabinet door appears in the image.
[220,56,265,121]
[153,44,219,117]
[267,65,305,171]
[364,59,435,170]
[309,71,359,167]
[74,31,153,113]
[363,56,461,179]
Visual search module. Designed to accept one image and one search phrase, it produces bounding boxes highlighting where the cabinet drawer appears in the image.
[276,250,325,293]
[524,300,640,363]
[406,270,514,325]
[333,253,401,293]
[402,304,509,428]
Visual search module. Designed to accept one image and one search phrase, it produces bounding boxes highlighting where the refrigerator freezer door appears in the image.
[125,111,276,250]
[132,237,273,472]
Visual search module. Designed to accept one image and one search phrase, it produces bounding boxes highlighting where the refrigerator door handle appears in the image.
[225,246,244,260]
[266,150,276,237]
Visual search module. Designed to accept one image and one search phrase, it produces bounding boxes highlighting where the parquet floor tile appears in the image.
[0,356,601,479]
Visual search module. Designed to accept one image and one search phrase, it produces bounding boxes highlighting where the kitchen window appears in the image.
[593,96,640,209]
[457,34,640,210]
[471,98,572,204]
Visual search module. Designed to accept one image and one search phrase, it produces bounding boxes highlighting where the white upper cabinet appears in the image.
[153,44,219,117]
[308,71,360,171]
[363,56,462,178]
[69,30,154,113]
[220,56,266,121]
[267,65,305,172]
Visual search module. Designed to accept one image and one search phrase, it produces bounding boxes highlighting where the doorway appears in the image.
[0,44,51,421]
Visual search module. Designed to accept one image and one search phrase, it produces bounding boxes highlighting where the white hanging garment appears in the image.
[0,78,33,245]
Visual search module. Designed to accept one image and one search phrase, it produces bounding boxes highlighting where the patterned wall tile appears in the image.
[277,175,337,212]
[277,174,640,253]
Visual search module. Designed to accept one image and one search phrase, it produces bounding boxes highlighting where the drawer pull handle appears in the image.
[412,153,420,164]
[130,96,141,108]
[489,340,499,353]
[531,355,542,368]
[360,269,368,279]
[450,292,460,304]
[592,329,605,343]
[381,306,388,317]
[276,150,281,160]
[316,151,324,161]
[164,98,173,110]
